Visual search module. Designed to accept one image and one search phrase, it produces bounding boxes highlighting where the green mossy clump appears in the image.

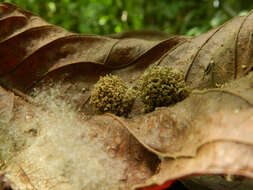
[89,74,135,116]
[137,65,189,112]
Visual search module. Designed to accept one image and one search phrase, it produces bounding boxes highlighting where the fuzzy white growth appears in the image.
[5,83,126,190]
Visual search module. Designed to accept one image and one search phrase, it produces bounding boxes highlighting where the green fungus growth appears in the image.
[137,65,189,112]
[89,74,135,116]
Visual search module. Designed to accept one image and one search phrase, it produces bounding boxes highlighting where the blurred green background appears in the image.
[2,0,253,36]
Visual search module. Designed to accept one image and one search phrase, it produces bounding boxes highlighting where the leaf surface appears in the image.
[1,2,253,190]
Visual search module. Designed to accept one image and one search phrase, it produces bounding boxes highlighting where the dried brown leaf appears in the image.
[135,140,253,190]
[1,2,253,190]
[1,96,159,190]
[0,2,183,94]
[121,73,253,158]
[0,86,13,123]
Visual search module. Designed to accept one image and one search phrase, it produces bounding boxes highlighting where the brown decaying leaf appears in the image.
[121,73,253,158]
[0,2,184,94]
[1,2,253,190]
[0,86,14,123]
[135,140,253,190]
[128,73,253,189]
[0,85,160,190]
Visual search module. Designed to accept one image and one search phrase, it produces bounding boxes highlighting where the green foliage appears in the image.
[89,74,135,116]
[2,0,253,35]
[137,66,189,113]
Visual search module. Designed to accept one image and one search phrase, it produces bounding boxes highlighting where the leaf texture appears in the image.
[1,2,253,190]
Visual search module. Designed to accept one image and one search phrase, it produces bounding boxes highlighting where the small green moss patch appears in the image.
[89,74,135,116]
[137,65,189,112]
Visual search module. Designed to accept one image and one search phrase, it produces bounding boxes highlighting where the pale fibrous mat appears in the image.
[2,83,127,190]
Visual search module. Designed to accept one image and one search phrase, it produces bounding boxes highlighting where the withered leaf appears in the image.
[1,95,159,190]
[0,87,13,123]
[130,74,253,189]
[1,2,253,190]
[135,140,253,190]
[122,73,253,158]
[0,2,184,94]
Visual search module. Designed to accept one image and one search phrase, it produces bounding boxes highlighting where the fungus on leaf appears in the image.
[137,65,189,112]
[89,74,135,116]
